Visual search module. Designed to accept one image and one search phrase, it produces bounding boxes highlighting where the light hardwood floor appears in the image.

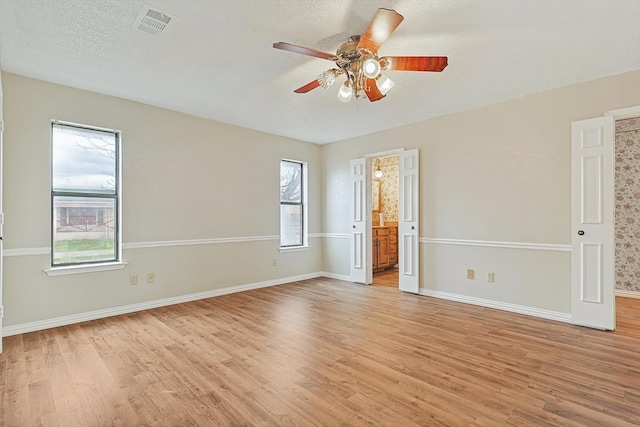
[373,267,399,288]
[1,278,639,426]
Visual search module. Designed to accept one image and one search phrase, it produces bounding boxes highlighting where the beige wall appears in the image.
[322,70,640,314]
[3,69,640,331]
[2,72,322,328]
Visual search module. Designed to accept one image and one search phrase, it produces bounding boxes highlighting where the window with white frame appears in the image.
[280,159,306,247]
[51,121,120,266]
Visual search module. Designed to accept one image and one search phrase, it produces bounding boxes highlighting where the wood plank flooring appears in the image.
[1,277,639,426]
[372,268,398,288]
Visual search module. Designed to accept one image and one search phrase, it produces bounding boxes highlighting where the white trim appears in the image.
[279,245,310,253]
[2,270,580,337]
[615,289,640,299]
[4,236,281,257]
[2,235,573,258]
[123,235,279,249]
[4,247,50,257]
[420,237,571,252]
[605,105,640,119]
[321,233,350,239]
[365,148,404,159]
[3,272,322,337]
[419,289,572,323]
[318,271,351,281]
[45,261,128,276]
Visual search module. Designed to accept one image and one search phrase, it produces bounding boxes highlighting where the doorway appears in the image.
[349,149,420,293]
[371,155,400,288]
[614,115,640,297]
[613,112,640,327]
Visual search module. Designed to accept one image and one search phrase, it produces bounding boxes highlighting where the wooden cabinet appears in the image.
[388,226,398,266]
[373,227,397,271]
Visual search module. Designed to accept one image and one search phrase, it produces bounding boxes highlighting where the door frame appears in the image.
[605,106,640,301]
[367,150,403,283]
[366,149,404,285]
[350,147,421,291]
[350,149,404,285]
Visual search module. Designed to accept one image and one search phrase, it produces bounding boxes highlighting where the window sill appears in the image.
[279,245,310,253]
[45,261,128,277]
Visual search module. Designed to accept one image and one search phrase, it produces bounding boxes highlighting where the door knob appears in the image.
[353,225,356,229]
[411,226,415,230]
[578,230,584,236]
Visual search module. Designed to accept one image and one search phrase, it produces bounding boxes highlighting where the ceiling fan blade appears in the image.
[273,42,337,61]
[357,8,404,53]
[365,78,385,102]
[294,80,321,93]
[383,56,448,72]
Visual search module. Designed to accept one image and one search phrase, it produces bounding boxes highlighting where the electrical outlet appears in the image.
[487,272,495,282]
[467,269,475,280]
[129,274,138,286]
[272,259,277,267]
[146,273,155,283]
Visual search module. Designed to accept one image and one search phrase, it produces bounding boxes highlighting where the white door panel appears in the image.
[399,149,420,293]
[0,72,4,352]
[350,158,371,284]
[571,116,615,330]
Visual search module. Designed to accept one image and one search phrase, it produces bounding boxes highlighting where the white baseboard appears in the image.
[615,289,640,299]
[419,289,572,323]
[2,272,323,337]
[3,271,581,337]
[317,271,351,281]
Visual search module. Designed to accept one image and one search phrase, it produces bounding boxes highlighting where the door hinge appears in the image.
[0,119,4,133]
[0,306,3,319]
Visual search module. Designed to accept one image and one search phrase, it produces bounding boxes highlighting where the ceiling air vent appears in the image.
[134,5,174,37]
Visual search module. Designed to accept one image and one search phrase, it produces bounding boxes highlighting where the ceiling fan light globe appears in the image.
[337,81,353,102]
[376,74,395,95]
[362,57,381,79]
[318,69,337,88]
[374,169,384,178]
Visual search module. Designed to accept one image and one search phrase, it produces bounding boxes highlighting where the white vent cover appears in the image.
[134,4,174,37]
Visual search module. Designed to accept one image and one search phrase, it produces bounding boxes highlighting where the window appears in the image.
[280,159,306,247]
[51,121,120,266]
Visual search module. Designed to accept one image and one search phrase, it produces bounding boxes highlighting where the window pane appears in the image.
[52,124,116,194]
[53,196,117,265]
[280,205,302,246]
[280,160,302,203]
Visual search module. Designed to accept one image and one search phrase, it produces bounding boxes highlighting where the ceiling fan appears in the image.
[273,8,448,103]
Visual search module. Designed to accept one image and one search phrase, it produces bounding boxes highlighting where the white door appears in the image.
[571,116,615,330]
[398,149,420,293]
[0,72,4,352]
[349,158,372,284]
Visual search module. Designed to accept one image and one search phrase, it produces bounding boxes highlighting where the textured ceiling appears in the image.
[0,0,639,144]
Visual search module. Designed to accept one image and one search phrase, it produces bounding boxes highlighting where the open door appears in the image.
[398,149,420,293]
[349,158,372,284]
[571,116,615,330]
[0,71,4,352]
